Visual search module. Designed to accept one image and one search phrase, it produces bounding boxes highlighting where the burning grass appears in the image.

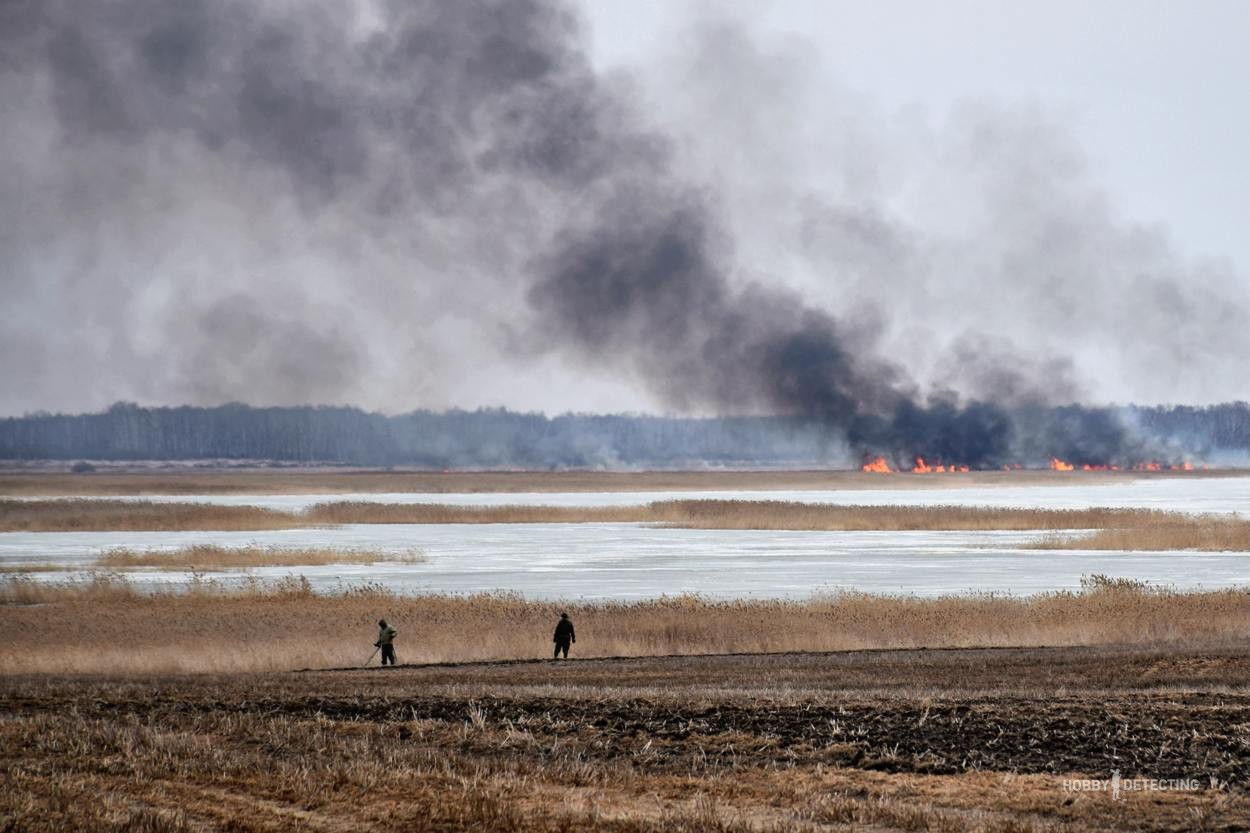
[0,575,1244,675]
[94,544,427,571]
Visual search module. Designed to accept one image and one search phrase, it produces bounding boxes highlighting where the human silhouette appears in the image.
[552,612,575,659]
[375,619,398,666]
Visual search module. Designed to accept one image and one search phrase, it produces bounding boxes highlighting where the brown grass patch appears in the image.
[646,500,1248,537]
[4,497,1245,550]
[302,500,645,524]
[94,545,427,570]
[0,577,1244,675]
[1031,517,1250,551]
[305,500,1248,550]
[0,499,301,531]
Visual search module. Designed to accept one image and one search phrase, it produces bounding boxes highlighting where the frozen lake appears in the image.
[2,523,1246,600]
[24,476,1250,516]
[4,477,1245,599]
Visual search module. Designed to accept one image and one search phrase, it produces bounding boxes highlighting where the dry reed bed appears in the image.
[0,499,300,531]
[95,545,426,570]
[0,576,1244,675]
[1032,522,1250,552]
[3,498,1244,550]
[644,501,1250,542]
[3,467,1196,496]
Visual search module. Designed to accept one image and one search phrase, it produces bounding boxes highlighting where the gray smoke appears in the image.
[1,0,626,412]
[0,0,1244,464]
[629,19,1248,409]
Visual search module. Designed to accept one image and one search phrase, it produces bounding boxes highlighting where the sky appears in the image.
[1,0,1246,417]
[583,0,1250,276]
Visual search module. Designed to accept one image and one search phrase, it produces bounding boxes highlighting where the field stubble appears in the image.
[1,644,1246,832]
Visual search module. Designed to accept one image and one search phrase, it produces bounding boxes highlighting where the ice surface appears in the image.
[2,523,1245,600]
[5,477,1245,599]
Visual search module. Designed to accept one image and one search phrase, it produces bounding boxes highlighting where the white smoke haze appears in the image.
[630,18,1248,407]
[0,0,1245,424]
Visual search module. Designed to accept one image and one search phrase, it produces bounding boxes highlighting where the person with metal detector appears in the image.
[373,619,398,666]
[552,612,575,660]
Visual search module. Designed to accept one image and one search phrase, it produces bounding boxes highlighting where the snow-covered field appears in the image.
[3,477,1246,599]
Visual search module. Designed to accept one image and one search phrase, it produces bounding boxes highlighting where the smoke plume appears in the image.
[0,0,1245,466]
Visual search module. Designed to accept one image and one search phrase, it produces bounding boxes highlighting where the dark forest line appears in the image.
[0,401,1245,468]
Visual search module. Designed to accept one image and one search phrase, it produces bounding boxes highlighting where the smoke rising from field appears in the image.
[0,0,1245,465]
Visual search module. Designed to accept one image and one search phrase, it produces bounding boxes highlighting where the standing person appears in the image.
[552,612,575,660]
[375,619,398,666]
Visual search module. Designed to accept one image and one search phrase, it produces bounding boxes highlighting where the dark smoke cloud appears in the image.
[0,0,1243,466]
[529,188,908,422]
[1,0,617,412]
[633,19,1248,409]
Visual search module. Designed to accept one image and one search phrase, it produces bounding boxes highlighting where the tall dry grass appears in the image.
[1031,519,1250,551]
[0,499,301,531]
[95,545,427,570]
[4,498,1244,550]
[644,500,1249,537]
[0,575,1244,674]
[306,500,1249,550]
[303,501,644,524]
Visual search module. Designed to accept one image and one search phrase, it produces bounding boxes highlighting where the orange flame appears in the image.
[1049,458,1075,471]
[862,456,892,473]
[1131,462,1195,471]
[913,456,971,473]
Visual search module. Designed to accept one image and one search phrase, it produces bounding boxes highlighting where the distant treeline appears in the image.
[0,403,839,467]
[0,401,1245,468]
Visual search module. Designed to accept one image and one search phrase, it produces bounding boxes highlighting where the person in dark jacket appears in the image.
[552,612,575,659]
[375,619,398,666]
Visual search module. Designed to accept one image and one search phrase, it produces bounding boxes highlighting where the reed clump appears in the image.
[645,500,1245,535]
[1,576,1244,675]
[303,502,644,524]
[0,499,301,531]
[307,500,1249,550]
[1030,517,1250,551]
[3,498,1244,551]
[95,545,427,570]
